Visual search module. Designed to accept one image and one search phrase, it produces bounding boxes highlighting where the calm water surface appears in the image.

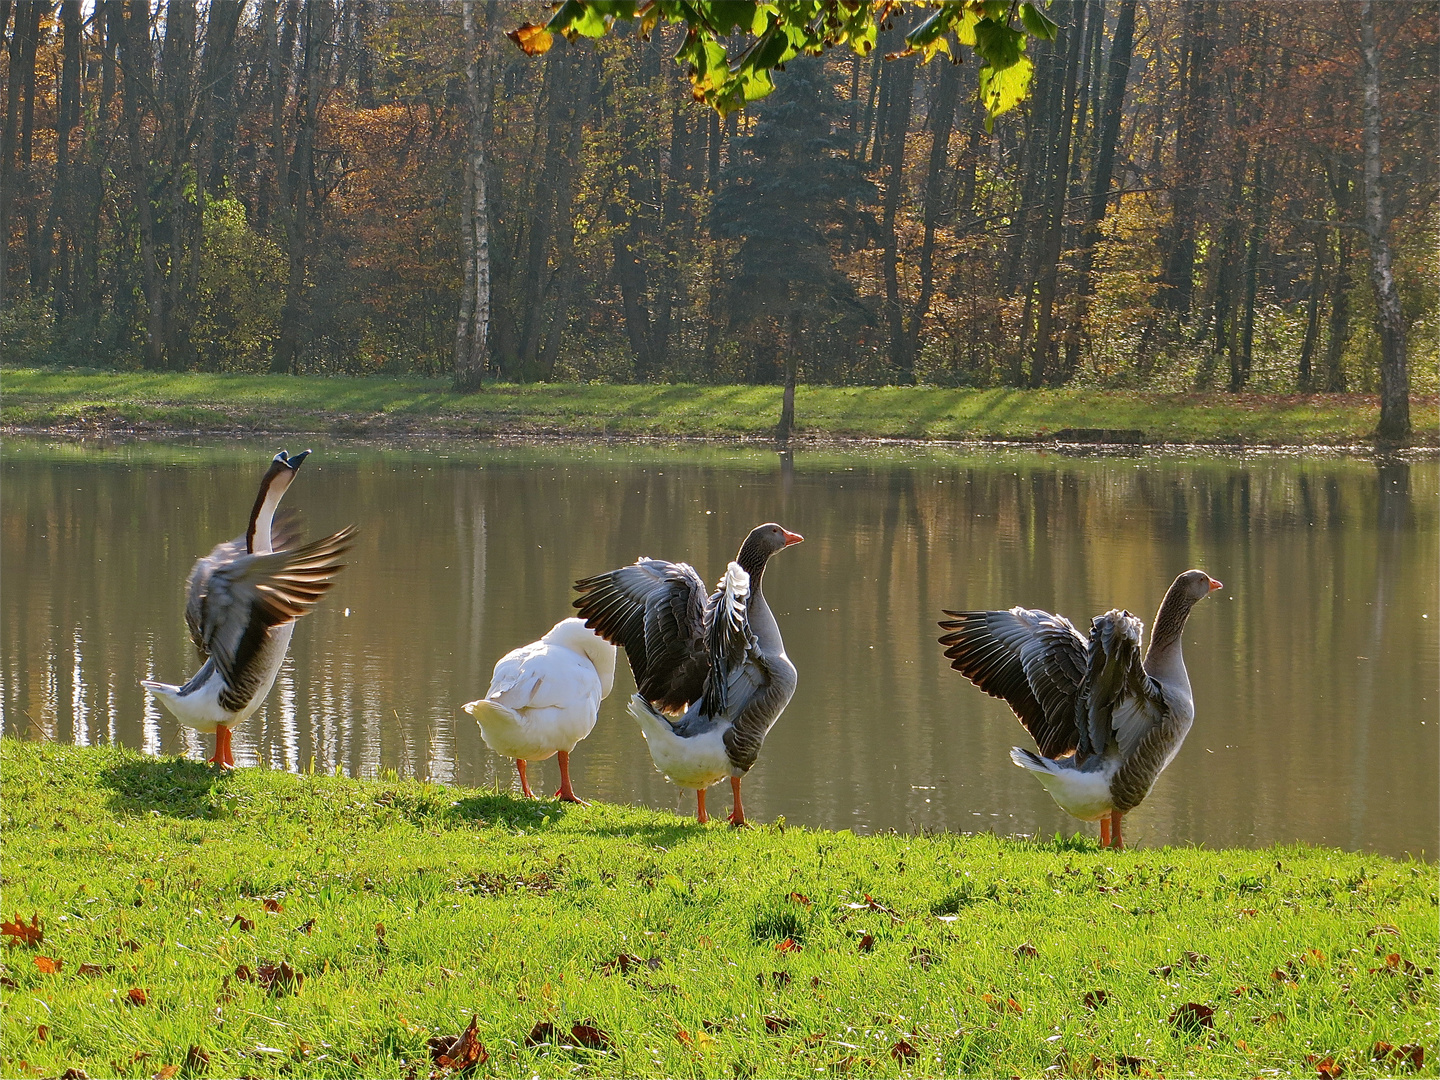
[3,438,1435,857]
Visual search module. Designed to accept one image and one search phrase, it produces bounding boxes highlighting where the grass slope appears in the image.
[2,742,1435,1078]
[4,369,1435,445]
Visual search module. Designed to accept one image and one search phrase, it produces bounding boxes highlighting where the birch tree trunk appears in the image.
[453,0,490,392]
[1359,0,1409,441]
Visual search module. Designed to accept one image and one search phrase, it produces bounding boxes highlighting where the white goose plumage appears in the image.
[462,618,617,802]
[142,450,355,767]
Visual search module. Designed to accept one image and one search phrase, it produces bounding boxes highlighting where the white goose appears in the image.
[573,523,803,826]
[937,570,1222,849]
[143,450,355,768]
[462,618,617,803]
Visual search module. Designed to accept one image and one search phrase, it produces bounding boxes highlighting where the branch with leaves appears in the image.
[509,1,1057,126]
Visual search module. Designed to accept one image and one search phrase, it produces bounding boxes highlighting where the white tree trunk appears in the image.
[1359,0,1409,441]
[454,0,490,391]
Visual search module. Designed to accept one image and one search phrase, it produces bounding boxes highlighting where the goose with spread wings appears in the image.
[143,451,355,768]
[937,570,1222,848]
[573,523,803,825]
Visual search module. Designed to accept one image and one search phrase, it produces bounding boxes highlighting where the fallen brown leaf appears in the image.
[127,988,148,1005]
[1168,1002,1214,1031]
[1082,989,1109,1010]
[774,937,801,953]
[569,1021,612,1051]
[293,918,316,935]
[230,914,254,932]
[429,1014,487,1072]
[1373,1042,1395,1059]
[764,1014,793,1035]
[234,963,253,982]
[33,956,62,974]
[77,963,112,976]
[1115,1055,1153,1074]
[524,1021,558,1047]
[890,1039,918,1061]
[1399,1044,1425,1070]
[1306,1053,1342,1079]
[1015,942,1038,959]
[36,1024,48,1041]
[153,1065,179,1080]
[787,892,811,907]
[255,961,302,996]
[60,1070,89,1080]
[184,1045,209,1072]
[1,914,43,947]
[261,898,283,913]
[857,933,874,953]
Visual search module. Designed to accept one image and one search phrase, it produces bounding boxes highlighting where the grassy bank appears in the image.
[2,742,1434,1078]
[3,368,1434,445]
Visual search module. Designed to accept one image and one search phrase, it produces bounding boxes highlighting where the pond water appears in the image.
[2,438,1435,858]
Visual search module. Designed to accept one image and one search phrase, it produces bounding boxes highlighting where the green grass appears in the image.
[2,742,1435,1078]
[4,368,1435,444]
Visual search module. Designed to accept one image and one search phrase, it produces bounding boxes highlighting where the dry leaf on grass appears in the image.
[428,1015,487,1073]
[127,988,148,1005]
[1083,989,1109,1010]
[1,914,43,947]
[569,1021,612,1051]
[33,956,62,974]
[1168,1002,1215,1031]
[890,1039,918,1061]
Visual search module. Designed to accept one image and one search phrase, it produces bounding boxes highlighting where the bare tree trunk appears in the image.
[1297,234,1323,390]
[880,52,916,382]
[1157,0,1215,315]
[1359,0,1409,441]
[899,58,959,379]
[1031,0,1084,387]
[453,0,491,392]
[1323,227,1351,392]
[0,1,43,309]
[776,309,800,444]
[120,0,168,369]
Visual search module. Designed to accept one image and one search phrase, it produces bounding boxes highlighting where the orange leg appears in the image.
[695,788,709,824]
[1099,814,1111,848]
[727,776,746,827]
[515,759,537,799]
[553,751,585,804]
[1110,811,1124,850]
[208,725,235,769]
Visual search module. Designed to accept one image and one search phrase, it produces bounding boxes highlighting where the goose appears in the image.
[573,523,804,826]
[142,450,355,768]
[937,569,1222,849]
[461,618,617,803]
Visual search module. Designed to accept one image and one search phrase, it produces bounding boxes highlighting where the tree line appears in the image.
[0,1,1433,434]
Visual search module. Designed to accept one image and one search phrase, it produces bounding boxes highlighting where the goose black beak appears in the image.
[275,449,312,470]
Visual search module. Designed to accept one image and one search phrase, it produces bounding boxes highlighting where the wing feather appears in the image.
[938,606,1087,758]
[574,557,709,712]
[186,525,356,694]
[1080,610,1165,759]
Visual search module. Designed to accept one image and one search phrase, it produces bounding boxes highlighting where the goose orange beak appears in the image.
[781,529,804,547]
[1208,577,1223,591]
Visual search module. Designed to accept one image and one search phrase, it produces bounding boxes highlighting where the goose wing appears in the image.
[1079,610,1168,760]
[186,525,356,691]
[574,557,709,713]
[185,510,305,657]
[699,562,762,719]
[938,606,1088,758]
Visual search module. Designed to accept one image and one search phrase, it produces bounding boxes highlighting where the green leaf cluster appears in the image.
[512,1,1055,123]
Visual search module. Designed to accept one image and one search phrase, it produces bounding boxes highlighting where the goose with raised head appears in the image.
[462,617,617,803]
[937,570,1222,849]
[143,451,355,768]
[573,523,804,826]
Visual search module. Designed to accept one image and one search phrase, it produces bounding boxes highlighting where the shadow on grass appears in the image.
[445,792,577,827]
[99,755,229,818]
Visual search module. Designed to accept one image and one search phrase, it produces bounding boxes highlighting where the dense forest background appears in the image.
[1,0,1436,395]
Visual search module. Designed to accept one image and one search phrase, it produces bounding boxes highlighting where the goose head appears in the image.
[246,449,311,554]
[735,523,804,580]
[1174,568,1224,603]
[543,617,619,698]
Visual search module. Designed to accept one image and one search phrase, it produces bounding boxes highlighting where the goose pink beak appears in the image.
[781,529,804,547]
[1208,577,1223,591]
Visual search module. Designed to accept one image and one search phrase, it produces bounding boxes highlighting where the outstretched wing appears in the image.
[185,525,356,693]
[184,510,305,657]
[937,606,1088,758]
[700,561,759,718]
[574,557,709,713]
[1080,609,1166,759]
